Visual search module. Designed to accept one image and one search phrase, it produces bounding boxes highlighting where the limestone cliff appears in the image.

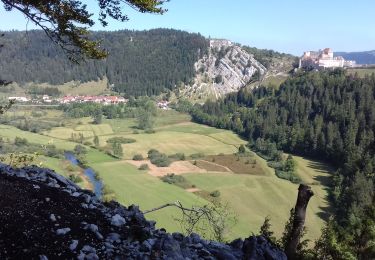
[180,39,267,101]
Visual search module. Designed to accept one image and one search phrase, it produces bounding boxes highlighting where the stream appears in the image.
[64,152,103,200]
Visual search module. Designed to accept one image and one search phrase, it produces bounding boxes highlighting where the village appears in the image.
[8,94,171,109]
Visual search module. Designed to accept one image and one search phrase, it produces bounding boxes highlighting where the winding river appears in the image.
[64,152,103,199]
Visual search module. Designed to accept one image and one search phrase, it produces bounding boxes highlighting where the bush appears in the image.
[168,153,185,161]
[138,164,149,170]
[66,165,75,172]
[102,185,117,202]
[148,149,171,167]
[133,154,144,161]
[68,174,83,183]
[144,129,155,134]
[267,161,283,170]
[14,137,28,146]
[83,141,92,146]
[238,144,246,154]
[275,170,301,184]
[74,144,87,155]
[151,155,171,167]
[133,130,139,134]
[190,153,205,159]
[210,190,221,197]
[106,137,136,144]
[161,174,191,189]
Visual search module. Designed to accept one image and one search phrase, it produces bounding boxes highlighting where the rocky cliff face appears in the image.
[180,40,267,101]
[0,163,287,259]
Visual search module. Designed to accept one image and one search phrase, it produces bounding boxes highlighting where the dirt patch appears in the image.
[185,188,201,193]
[193,160,231,172]
[204,154,266,175]
[126,160,206,177]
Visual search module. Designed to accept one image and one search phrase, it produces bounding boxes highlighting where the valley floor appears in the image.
[0,108,333,243]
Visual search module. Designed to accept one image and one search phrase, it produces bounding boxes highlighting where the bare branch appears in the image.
[143,201,200,214]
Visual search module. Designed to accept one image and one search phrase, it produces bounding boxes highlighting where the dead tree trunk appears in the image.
[285,184,314,260]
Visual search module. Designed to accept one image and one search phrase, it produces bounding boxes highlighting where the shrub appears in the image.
[83,141,92,146]
[190,153,205,159]
[139,164,149,170]
[66,165,75,172]
[238,144,246,154]
[168,153,185,161]
[106,137,136,144]
[132,130,139,134]
[102,185,117,202]
[267,161,283,170]
[14,137,28,146]
[275,170,301,184]
[144,129,156,134]
[161,174,191,189]
[148,149,171,167]
[74,144,87,155]
[68,174,83,183]
[133,154,144,161]
[151,155,171,167]
[210,190,221,197]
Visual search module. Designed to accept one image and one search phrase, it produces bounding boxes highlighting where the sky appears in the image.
[0,0,374,55]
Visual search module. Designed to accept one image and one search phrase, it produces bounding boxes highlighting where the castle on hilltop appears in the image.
[299,48,356,70]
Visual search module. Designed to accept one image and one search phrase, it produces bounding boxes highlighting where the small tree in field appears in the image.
[93,135,99,147]
[112,142,123,158]
[238,144,246,154]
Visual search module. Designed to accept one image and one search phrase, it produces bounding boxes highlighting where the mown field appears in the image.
[183,153,332,242]
[0,108,333,243]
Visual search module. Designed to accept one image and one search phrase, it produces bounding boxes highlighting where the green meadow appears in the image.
[0,108,333,242]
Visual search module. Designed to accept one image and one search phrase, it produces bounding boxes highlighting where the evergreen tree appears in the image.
[259,216,276,243]
[93,135,99,147]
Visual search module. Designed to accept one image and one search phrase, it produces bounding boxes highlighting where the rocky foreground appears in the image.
[0,164,286,259]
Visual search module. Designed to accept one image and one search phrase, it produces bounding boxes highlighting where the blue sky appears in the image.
[1,0,374,55]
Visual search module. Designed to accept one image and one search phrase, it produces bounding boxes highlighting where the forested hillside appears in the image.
[335,50,375,64]
[191,70,375,259]
[0,29,209,96]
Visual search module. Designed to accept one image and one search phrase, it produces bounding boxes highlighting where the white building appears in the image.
[299,48,355,70]
[8,96,29,102]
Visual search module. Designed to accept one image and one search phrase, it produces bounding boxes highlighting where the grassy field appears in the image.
[90,160,207,232]
[183,154,332,242]
[106,130,245,159]
[0,124,77,150]
[0,108,332,243]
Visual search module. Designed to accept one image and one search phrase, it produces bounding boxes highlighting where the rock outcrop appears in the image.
[0,163,286,259]
[180,39,267,101]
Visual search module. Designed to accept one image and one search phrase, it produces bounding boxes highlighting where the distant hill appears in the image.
[0,29,209,96]
[0,29,294,98]
[335,50,375,64]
